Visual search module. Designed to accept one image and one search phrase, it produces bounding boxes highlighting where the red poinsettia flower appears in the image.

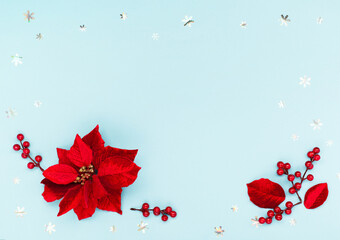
[41,125,141,220]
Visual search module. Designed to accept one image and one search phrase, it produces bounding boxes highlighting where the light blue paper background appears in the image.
[1,0,339,239]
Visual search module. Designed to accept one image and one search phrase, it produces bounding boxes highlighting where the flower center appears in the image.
[74,164,94,185]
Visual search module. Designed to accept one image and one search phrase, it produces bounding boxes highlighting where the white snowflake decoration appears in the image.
[231,205,238,212]
[11,54,23,66]
[326,140,333,147]
[13,177,21,184]
[317,17,323,24]
[310,119,323,130]
[251,217,260,228]
[182,16,194,27]
[240,21,247,28]
[45,222,56,235]
[34,100,42,108]
[291,134,299,141]
[214,226,224,237]
[120,12,127,20]
[36,33,43,40]
[137,221,148,233]
[299,76,311,88]
[289,218,296,226]
[337,173,340,179]
[109,225,116,233]
[278,100,285,109]
[152,33,160,40]
[5,108,17,118]
[15,207,27,217]
[280,15,291,26]
[80,25,87,32]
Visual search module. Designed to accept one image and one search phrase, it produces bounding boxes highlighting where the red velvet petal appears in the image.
[73,187,97,220]
[92,175,108,199]
[97,189,123,214]
[304,183,329,209]
[41,178,74,202]
[43,164,79,184]
[92,146,138,169]
[247,178,286,208]
[82,125,105,153]
[67,135,93,167]
[57,185,83,217]
[97,156,141,188]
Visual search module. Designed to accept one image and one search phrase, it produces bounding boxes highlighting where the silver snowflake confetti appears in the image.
[152,33,160,40]
[36,33,43,40]
[289,218,296,226]
[45,222,56,235]
[278,100,285,109]
[326,140,333,147]
[34,100,42,108]
[24,10,35,23]
[13,177,21,184]
[137,221,148,233]
[317,17,323,24]
[240,21,247,28]
[109,225,116,233]
[291,134,299,141]
[214,226,224,237]
[336,173,340,179]
[15,207,27,217]
[11,54,23,66]
[299,76,311,88]
[231,205,238,212]
[182,16,194,27]
[310,119,323,130]
[280,14,291,26]
[120,12,127,20]
[80,25,87,32]
[251,217,260,228]
[5,108,17,118]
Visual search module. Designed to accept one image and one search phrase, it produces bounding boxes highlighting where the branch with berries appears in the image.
[13,133,44,172]
[131,203,177,222]
[247,147,329,225]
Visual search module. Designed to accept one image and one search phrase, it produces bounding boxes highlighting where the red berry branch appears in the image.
[247,147,329,225]
[13,133,44,172]
[131,203,177,222]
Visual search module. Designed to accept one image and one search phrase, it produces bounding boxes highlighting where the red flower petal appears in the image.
[67,135,93,167]
[57,148,77,168]
[304,183,329,209]
[57,185,83,217]
[97,189,123,214]
[92,146,138,169]
[247,178,286,208]
[41,178,74,202]
[82,125,105,153]
[92,175,108,199]
[43,164,79,184]
[73,186,97,220]
[97,156,141,188]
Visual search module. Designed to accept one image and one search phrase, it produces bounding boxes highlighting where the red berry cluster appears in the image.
[13,134,44,172]
[259,147,321,225]
[131,203,177,222]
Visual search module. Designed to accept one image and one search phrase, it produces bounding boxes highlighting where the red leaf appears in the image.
[82,125,105,153]
[304,183,329,209]
[67,135,93,167]
[43,164,79,184]
[247,178,286,208]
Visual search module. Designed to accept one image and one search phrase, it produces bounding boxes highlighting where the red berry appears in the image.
[307,174,314,181]
[142,203,149,210]
[267,210,275,218]
[170,211,177,218]
[275,214,283,221]
[143,211,150,217]
[153,207,160,216]
[305,161,313,168]
[289,187,296,194]
[17,134,24,141]
[295,171,301,178]
[266,218,272,224]
[165,206,172,214]
[21,153,28,159]
[277,161,284,168]
[313,147,320,153]
[295,182,302,190]
[13,144,21,151]
[277,169,284,176]
[35,155,42,162]
[307,151,314,158]
[288,174,295,181]
[23,141,30,148]
[259,217,266,224]
[23,148,30,155]
[285,209,292,215]
[285,201,293,208]
[284,163,291,170]
[27,162,35,169]
[274,207,281,213]
[313,155,321,161]
[161,215,168,221]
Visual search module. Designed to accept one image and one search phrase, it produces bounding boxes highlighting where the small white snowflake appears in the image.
[80,25,87,32]
[214,226,224,237]
[13,177,21,184]
[251,217,260,228]
[45,222,56,235]
[289,218,296,226]
[291,134,299,141]
[120,12,127,20]
[109,225,116,233]
[299,76,311,88]
[336,173,340,179]
[310,119,323,130]
[231,205,238,212]
[280,14,291,26]
[240,21,247,28]
[5,108,17,118]
[36,33,43,40]
[15,207,27,217]
[137,221,148,233]
[326,140,333,147]
[317,17,323,24]
[11,54,23,66]
[34,100,42,108]
[278,100,285,109]
[182,16,194,27]
[152,33,160,40]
